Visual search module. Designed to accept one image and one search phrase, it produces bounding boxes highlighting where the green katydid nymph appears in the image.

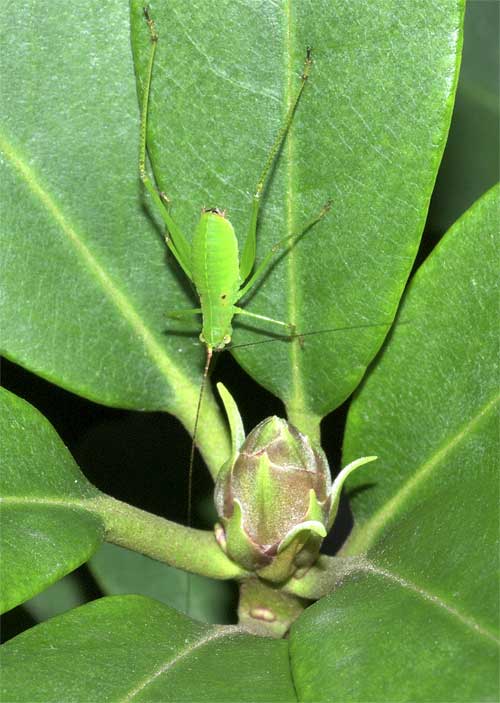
[139,8,331,523]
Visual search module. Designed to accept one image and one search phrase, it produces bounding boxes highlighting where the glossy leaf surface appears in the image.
[0,596,296,702]
[0,0,230,474]
[428,0,500,233]
[289,187,500,701]
[131,0,464,434]
[290,568,498,702]
[0,389,102,614]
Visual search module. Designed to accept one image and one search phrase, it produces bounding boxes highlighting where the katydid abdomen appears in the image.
[191,209,241,352]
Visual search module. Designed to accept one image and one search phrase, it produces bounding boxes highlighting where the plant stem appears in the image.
[182,389,232,480]
[238,578,306,638]
[285,407,322,446]
[282,555,368,599]
[87,492,248,580]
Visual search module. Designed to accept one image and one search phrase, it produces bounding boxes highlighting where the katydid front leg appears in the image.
[139,7,193,280]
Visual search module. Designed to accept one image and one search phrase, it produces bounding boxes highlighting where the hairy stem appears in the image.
[87,492,248,580]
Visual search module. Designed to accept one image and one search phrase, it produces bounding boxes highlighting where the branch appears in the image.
[87,492,248,580]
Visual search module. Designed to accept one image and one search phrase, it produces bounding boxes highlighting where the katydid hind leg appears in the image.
[165,307,202,320]
[239,48,314,283]
[233,306,296,336]
[236,199,331,303]
[139,7,193,279]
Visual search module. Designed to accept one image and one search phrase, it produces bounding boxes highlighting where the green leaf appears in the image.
[0,596,296,702]
[0,386,244,603]
[289,187,500,701]
[131,0,464,437]
[0,0,230,475]
[23,573,88,623]
[0,388,103,614]
[89,543,235,624]
[344,185,499,564]
[290,571,498,702]
[428,1,500,233]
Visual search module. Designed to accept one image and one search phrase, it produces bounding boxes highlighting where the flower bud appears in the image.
[214,383,377,582]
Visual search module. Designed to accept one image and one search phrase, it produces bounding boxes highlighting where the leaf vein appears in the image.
[346,391,500,553]
[120,626,242,701]
[0,132,192,401]
[361,559,500,646]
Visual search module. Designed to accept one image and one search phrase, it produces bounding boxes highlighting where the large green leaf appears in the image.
[0,386,242,616]
[0,0,230,474]
[427,0,499,234]
[289,188,500,701]
[0,389,103,614]
[0,596,296,702]
[290,570,497,702]
[131,0,464,435]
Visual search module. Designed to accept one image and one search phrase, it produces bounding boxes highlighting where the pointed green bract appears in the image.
[327,456,378,530]
[217,382,246,467]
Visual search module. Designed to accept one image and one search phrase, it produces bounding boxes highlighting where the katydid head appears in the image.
[199,330,232,352]
[195,208,234,238]
[194,206,235,239]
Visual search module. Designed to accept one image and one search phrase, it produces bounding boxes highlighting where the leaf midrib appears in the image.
[120,626,241,701]
[359,558,500,646]
[0,496,93,507]
[344,390,500,554]
[0,131,194,403]
[284,3,310,433]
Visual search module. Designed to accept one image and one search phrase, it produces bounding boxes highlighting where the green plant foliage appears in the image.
[0,387,241,617]
[0,0,230,475]
[428,1,500,233]
[288,186,500,702]
[2,0,497,701]
[89,543,234,624]
[290,571,497,702]
[0,0,463,453]
[4,190,496,701]
[0,389,103,614]
[0,596,296,702]
[130,0,464,433]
